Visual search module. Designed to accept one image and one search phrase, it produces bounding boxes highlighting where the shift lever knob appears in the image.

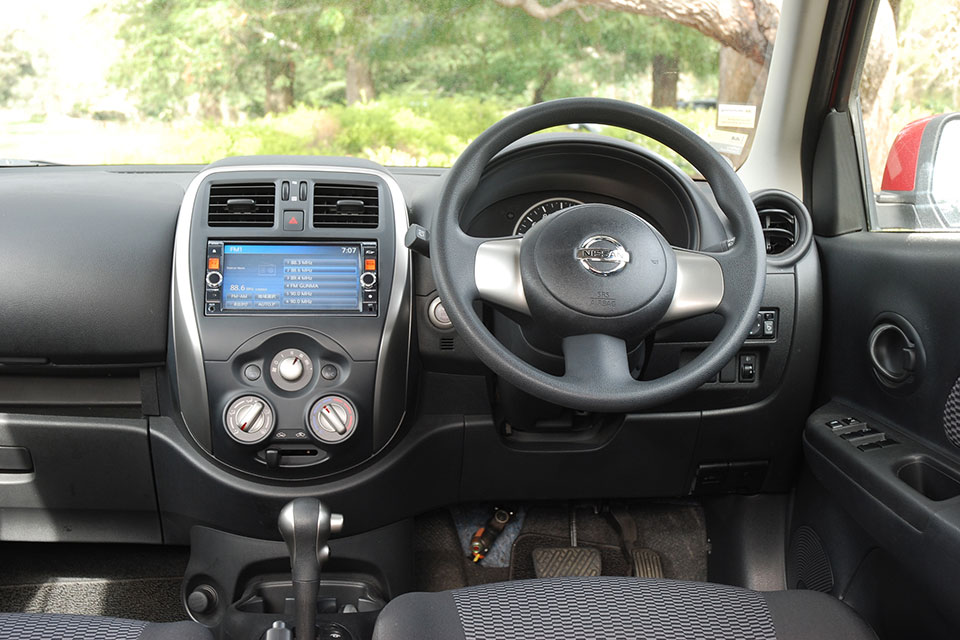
[278,498,343,580]
[278,498,344,639]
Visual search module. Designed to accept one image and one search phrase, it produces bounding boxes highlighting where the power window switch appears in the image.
[738,354,757,382]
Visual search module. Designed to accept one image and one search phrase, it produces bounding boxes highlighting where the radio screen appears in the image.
[221,244,362,312]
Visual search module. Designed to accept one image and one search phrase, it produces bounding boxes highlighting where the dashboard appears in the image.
[0,136,822,543]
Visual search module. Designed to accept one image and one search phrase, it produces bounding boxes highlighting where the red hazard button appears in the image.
[283,210,304,231]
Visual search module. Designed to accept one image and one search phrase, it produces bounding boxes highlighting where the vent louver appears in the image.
[758,205,797,255]
[313,183,379,228]
[208,183,276,227]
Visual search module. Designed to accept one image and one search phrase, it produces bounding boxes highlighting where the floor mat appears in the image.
[414,501,708,591]
[0,542,189,622]
[0,578,185,623]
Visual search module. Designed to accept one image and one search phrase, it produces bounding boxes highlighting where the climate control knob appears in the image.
[307,395,357,443]
[278,356,304,382]
[224,395,275,444]
[270,348,313,391]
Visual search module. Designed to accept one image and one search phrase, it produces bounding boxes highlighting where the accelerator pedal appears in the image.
[631,548,664,579]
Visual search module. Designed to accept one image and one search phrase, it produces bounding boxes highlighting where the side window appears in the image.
[859,1,960,231]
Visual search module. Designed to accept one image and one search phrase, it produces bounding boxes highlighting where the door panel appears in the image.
[804,230,960,638]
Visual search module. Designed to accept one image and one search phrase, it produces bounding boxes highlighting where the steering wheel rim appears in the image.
[432,97,766,412]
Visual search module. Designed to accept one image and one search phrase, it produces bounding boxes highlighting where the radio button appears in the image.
[206,271,223,288]
[360,272,377,289]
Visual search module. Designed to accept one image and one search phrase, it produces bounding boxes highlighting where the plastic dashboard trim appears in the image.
[170,164,411,455]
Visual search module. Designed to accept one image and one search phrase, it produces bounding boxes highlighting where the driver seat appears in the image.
[372,577,876,640]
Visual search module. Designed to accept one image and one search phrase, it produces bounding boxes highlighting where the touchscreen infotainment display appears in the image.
[220,244,362,312]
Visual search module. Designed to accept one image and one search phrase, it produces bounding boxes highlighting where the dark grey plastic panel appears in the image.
[0,413,160,542]
[0,170,186,363]
[150,415,462,542]
[804,402,960,628]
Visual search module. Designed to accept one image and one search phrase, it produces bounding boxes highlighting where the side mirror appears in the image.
[878,112,960,229]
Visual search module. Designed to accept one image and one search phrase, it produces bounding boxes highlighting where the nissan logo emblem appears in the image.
[575,235,631,275]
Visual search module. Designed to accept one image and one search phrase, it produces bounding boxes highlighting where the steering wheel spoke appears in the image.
[661,247,725,323]
[474,236,531,315]
[561,333,634,388]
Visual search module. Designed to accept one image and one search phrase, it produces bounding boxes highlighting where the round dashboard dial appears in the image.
[270,348,314,392]
[223,395,275,444]
[513,197,584,235]
[307,395,357,444]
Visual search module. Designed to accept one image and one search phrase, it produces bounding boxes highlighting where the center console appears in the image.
[170,158,412,480]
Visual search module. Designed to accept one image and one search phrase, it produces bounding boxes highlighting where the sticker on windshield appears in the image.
[709,131,749,155]
[717,104,757,129]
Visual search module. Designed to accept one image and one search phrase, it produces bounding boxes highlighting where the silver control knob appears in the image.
[307,395,357,443]
[278,356,304,382]
[270,348,313,392]
[205,271,223,288]
[359,272,377,289]
[224,395,275,444]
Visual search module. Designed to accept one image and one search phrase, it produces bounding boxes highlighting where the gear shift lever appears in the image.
[278,498,344,640]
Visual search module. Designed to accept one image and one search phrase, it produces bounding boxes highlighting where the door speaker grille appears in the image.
[786,526,834,593]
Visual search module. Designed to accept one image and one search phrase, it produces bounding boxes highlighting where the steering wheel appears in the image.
[432,98,766,412]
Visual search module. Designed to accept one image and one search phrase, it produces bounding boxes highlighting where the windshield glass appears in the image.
[1,0,780,169]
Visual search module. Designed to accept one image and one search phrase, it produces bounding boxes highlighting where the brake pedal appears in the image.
[532,546,601,578]
[531,505,602,578]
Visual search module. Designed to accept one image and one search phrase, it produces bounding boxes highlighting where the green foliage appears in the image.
[0,31,36,106]
[111,0,722,119]
[96,91,714,174]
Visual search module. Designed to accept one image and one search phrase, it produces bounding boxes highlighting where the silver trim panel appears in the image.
[475,237,530,315]
[662,249,724,323]
[171,164,411,454]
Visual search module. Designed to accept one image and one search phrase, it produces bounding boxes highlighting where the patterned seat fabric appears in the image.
[450,577,775,640]
[0,613,212,640]
[373,576,878,640]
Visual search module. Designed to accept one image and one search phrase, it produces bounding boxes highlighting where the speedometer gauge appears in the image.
[513,197,584,235]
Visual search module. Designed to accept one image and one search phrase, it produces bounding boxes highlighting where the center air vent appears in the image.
[208,183,276,227]
[759,206,796,255]
[314,183,379,229]
[751,189,812,267]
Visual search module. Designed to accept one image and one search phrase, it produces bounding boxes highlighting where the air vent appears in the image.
[751,189,812,267]
[208,183,276,227]
[758,206,797,255]
[314,183,379,228]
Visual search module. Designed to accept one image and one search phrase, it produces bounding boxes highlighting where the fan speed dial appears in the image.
[224,395,275,444]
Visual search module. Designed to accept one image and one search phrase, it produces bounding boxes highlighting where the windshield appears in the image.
[1,0,780,169]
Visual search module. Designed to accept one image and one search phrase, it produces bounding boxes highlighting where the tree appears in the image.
[112,0,339,119]
[494,0,780,66]
[0,31,35,107]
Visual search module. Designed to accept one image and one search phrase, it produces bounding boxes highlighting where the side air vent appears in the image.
[751,189,813,267]
[759,206,796,255]
[208,183,276,227]
[314,183,379,228]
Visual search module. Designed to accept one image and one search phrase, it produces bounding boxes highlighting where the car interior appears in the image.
[1,0,959,638]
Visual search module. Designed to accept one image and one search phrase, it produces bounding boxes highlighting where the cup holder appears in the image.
[897,459,960,501]
[236,576,385,615]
